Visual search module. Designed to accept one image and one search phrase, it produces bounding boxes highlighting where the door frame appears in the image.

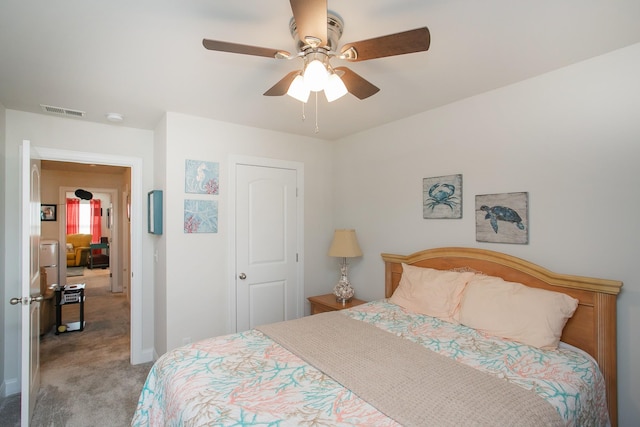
[30,146,146,364]
[227,155,304,334]
[58,187,120,292]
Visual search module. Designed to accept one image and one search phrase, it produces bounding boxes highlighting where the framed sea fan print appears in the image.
[184,199,218,233]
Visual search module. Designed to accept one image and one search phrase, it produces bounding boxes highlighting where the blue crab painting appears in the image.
[423,174,463,219]
[424,183,460,211]
[480,205,525,233]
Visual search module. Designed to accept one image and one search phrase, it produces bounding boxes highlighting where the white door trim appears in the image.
[227,155,304,334]
[29,146,146,364]
[58,187,119,291]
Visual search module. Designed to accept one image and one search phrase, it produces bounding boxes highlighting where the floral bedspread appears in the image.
[132,300,609,426]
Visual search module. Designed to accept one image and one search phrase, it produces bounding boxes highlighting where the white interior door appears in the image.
[20,140,41,425]
[235,164,299,332]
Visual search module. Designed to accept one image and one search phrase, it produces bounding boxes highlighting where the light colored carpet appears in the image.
[66,266,84,277]
[0,268,153,427]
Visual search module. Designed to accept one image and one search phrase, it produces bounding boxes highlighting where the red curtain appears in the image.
[66,198,80,234]
[90,199,101,244]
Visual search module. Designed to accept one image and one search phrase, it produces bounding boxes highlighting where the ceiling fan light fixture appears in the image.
[324,73,348,102]
[287,74,310,103]
[304,59,328,92]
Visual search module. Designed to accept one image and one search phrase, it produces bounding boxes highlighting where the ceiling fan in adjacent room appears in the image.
[202,0,430,103]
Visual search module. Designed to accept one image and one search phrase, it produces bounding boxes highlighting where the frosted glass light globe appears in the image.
[304,59,328,92]
[287,75,310,103]
[324,73,348,102]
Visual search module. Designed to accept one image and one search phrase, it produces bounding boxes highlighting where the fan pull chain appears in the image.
[314,92,319,133]
[301,102,306,121]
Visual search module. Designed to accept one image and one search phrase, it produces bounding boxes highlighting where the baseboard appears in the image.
[131,347,154,365]
[2,377,19,397]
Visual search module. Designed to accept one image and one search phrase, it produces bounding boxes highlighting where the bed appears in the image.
[132,247,622,426]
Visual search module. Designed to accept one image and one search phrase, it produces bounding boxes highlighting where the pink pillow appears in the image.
[457,275,579,349]
[389,264,475,322]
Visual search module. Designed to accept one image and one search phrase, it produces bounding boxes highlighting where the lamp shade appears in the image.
[328,229,362,258]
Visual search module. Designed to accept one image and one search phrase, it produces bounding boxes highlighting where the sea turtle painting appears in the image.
[480,205,525,233]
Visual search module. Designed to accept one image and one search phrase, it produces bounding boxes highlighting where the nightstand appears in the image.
[307,293,367,315]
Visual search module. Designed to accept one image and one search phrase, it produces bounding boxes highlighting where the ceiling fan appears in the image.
[202,0,430,103]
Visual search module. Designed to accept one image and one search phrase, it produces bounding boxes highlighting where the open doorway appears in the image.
[58,187,120,293]
[32,146,146,366]
[39,161,130,339]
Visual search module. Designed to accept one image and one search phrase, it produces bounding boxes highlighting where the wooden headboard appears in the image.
[381,247,622,426]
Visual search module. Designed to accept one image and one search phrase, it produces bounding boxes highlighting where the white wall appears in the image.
[332,43,640,426]
[152,115,168,358]
[2,111,155,392]
[154,113,335,353]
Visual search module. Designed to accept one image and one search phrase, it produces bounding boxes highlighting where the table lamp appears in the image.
[328,229,363,303]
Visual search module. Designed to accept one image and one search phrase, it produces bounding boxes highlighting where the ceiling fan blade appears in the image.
[263,71,300,96]
[335,67,380,100]
[203,39,288,59]
[340,27,430,62]
[290,0,327,46]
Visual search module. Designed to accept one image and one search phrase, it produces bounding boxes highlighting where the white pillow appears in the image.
[389,264,475,322]
[457,275,579,349]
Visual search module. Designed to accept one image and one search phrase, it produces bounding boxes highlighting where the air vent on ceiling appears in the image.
[40,104,86,118]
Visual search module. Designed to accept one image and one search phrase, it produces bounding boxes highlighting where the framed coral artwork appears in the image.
[185,159,219,195]
[423,174,462,219]
[475,192,528,244]
[184,199,218,233]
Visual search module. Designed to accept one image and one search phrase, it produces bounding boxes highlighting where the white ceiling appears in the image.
[1,0,639,141]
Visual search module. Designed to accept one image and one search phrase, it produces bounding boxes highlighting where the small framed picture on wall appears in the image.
[41,204,57,221]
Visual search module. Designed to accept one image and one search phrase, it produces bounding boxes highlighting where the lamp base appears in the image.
[333,275,355,304]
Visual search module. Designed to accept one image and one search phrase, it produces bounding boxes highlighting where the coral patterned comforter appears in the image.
[132,300,609,426]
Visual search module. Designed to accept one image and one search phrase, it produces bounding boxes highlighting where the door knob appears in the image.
[239,273,247,280]
[9,295,43,305]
